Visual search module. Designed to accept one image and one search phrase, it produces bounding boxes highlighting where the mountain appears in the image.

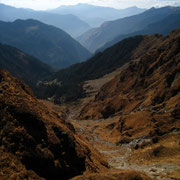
[0,19,91,68]
[80,29,180,120]
[0,68,108,179]
[97,12,180,52]
[50,4,145,27]
[36,35,149,101]
[77,6,180,52]
[77,30,180,163]
[0,3,90,37]
[37,29,180,105]
[75,30,180,180]
[0,43,52,89]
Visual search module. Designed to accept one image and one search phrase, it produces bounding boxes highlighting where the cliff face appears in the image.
[0,69,108,180]
[80,29,180,140]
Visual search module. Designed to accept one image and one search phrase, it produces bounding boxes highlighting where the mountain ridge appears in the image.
[51,3,145,27]
[0,19,91,68]
[0,3,90,37]
[36,29,180,105]
[97,12,180,52]
[37,34,160,102]
[77,6,180,52]
[80,29,180,121]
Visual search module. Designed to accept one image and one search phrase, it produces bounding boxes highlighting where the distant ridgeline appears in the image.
[0,3,90,37]
[97,11,180,52]
[0,19,91,69]
[77,6,180,53]
[50,3,145,27]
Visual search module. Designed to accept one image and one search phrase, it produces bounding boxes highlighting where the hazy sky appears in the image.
[0,0,180,10]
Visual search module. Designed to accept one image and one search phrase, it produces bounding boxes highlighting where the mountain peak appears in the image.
[126,6,138,9]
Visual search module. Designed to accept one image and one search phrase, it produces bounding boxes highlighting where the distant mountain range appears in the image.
[77,6,180,52]
[0,19,91,68]
[0,3,90,37]
[0,43,52,89]
[97,12,180,52]
[50,3,145,27]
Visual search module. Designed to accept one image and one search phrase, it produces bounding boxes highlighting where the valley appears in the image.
[0,28,179,179]
[41,68,180,180]
[40,29,180,179]
[0,2,180,179]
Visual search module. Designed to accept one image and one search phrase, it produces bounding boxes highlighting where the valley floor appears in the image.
[41,99,180,180]
[41,68,180,180]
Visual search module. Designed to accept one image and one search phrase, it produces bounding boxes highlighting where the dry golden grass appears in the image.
[128,133,180,165]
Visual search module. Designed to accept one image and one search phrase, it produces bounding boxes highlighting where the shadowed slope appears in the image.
[0,69,108,179]
[0,19,91,68]
[0,43,52,89]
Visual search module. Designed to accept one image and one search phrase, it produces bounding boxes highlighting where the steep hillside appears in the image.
[98,12,180,52]
[37,35,147,101]
[0,43,52,89]
[40,29,180,180]
[77,6,180,52]
[0,19,91,68]
[80,29,180,141]
[38,33,172,102]
[0,68,108,179]
[51,4,145,27]
[0,3,90,37]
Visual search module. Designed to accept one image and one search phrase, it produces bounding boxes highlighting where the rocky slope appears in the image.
[0,68,108,179]
[0,19,91,68]
[77,6,180,52]
[0,43,52,89]
[80,29,180,140]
